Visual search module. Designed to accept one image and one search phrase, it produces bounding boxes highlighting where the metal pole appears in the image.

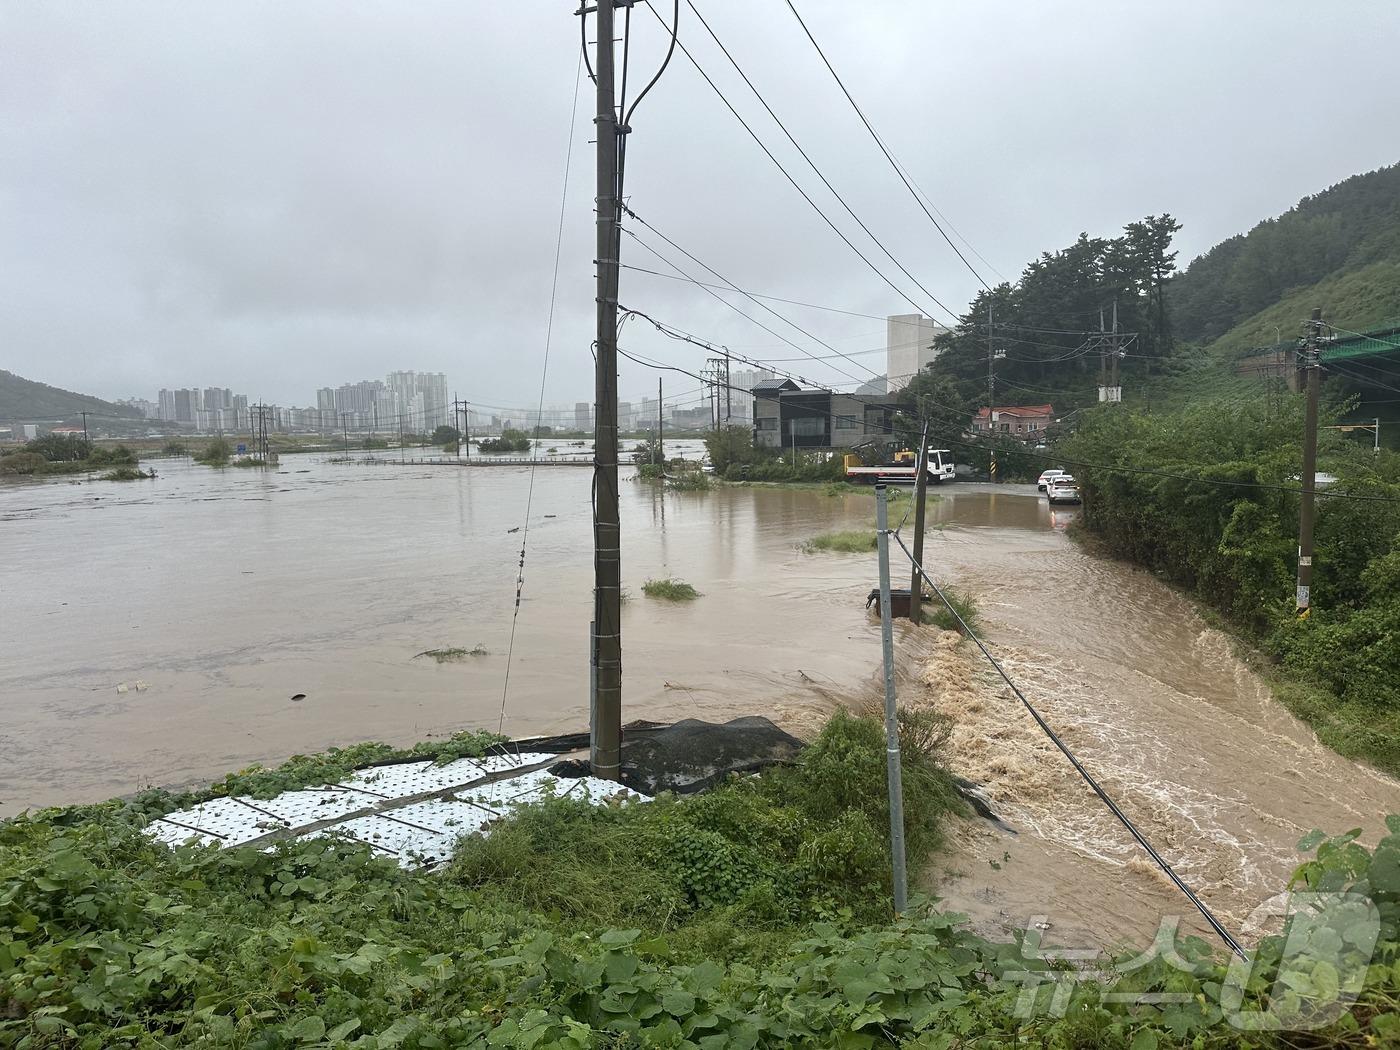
[908,422,929,623]
[1297,307,1322,616]
[874,484,909,913]
[590,0,623,781]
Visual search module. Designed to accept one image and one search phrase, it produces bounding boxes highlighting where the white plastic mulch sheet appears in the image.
[145,752,646,870]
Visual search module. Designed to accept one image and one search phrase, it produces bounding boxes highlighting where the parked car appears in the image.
[1046,476,1081,505]
[1037,469,1069,491]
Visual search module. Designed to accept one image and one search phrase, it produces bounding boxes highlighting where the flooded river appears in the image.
[5,456,1399,951]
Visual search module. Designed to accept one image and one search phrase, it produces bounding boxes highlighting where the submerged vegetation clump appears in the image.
[192,437,232,466]
[642,577,700,601]
[667,470,711,491]
[99,467,155,481]
[415,645,489,663]
[802,529,879,553]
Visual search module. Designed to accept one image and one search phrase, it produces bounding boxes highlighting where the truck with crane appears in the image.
[842,441,956,485]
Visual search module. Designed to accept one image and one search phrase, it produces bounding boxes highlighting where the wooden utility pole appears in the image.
[987,305,996,483]
[1296,307,1323,617]
[590,0,623,781]
[908,422,930,623]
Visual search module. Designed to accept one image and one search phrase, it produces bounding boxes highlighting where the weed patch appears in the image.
[99,467,155,481]
[415,645,488,663]
[803,529,879,553]
[642,577,700,601]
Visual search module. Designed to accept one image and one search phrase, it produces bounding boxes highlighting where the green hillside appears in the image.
[0,369,139,422]
[1171,162,1400,345]
[1200,259,1400,362]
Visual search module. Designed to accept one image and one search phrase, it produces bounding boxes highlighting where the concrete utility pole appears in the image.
[80,411,89,447]
[873,484,909,913]
[909,422,930,624]
[724,351,732,424]
[341,412,351,456]
[987,305,996,483]
[1111,299,1122,400]
[590,0,623,782]
[656,377,663,466]
[1296,307,1324,617]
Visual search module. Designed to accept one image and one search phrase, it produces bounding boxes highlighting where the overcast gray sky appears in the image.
[3,1,1397,414]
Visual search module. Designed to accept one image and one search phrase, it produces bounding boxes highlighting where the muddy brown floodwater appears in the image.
[4,458,1399,952]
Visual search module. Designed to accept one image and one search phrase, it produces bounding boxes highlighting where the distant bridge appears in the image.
[400,456,594,467]
[1235,318,1400,388]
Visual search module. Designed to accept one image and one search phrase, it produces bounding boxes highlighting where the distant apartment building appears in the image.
[385,371,448,432]
[618,401,633,430]
[117,397,158,418]
[970,404,1055,443]
[574,401,592,431]
[885,314,946,392]
[726,367,772,423]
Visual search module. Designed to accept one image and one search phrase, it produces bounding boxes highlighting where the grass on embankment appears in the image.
[923,584,982,635]
[642,577,700,601]
[9,710,1400,1045]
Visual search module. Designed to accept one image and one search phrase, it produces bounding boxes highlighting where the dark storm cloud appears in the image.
[2,1,1398,407]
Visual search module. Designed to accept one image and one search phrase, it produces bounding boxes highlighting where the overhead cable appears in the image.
[889,530,1245,959]
[780,0,992,292]
[673,0,959,321]
[637,0,954,324]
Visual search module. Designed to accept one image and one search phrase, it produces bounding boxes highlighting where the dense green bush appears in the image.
[193,437,232,465]
[478,428,532,453]
[0,451,47,475]
[87,444,137,467]
[24,433,90,461]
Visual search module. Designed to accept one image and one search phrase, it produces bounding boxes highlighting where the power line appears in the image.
[621,216,874,384]
[618,262,939,329]
[888,529,1245,959]
[779,0,991,293]
[498,46,586,738]
[637,0,954,324]
[669,0,959,322]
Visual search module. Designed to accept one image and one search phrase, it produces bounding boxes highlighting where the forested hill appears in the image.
[1170,162,1400,345]
[0,370,139,422]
